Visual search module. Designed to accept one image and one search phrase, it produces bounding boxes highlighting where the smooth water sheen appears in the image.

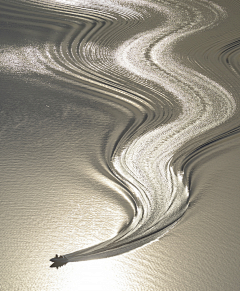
[1,0,240,290]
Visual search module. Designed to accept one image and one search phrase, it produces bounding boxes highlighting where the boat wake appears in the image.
[46,0,236,265]
[45,0,235,264]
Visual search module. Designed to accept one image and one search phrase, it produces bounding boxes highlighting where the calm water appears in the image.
[1,0,240,290]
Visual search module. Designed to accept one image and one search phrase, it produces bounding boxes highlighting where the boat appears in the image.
[50,254,68,268]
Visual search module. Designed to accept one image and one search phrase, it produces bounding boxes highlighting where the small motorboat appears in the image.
[50,254,68,268]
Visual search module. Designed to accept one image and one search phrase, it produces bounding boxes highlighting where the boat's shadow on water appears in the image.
[50,262,68,269]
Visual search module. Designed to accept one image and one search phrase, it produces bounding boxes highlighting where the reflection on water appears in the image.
[1,0,240,290]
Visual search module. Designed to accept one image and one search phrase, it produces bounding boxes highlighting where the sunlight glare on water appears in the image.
[52,259,121,291]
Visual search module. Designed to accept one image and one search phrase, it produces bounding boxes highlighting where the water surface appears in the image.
[1,0,240,290]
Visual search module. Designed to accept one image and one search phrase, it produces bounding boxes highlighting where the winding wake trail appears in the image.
[61,0,236,262]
